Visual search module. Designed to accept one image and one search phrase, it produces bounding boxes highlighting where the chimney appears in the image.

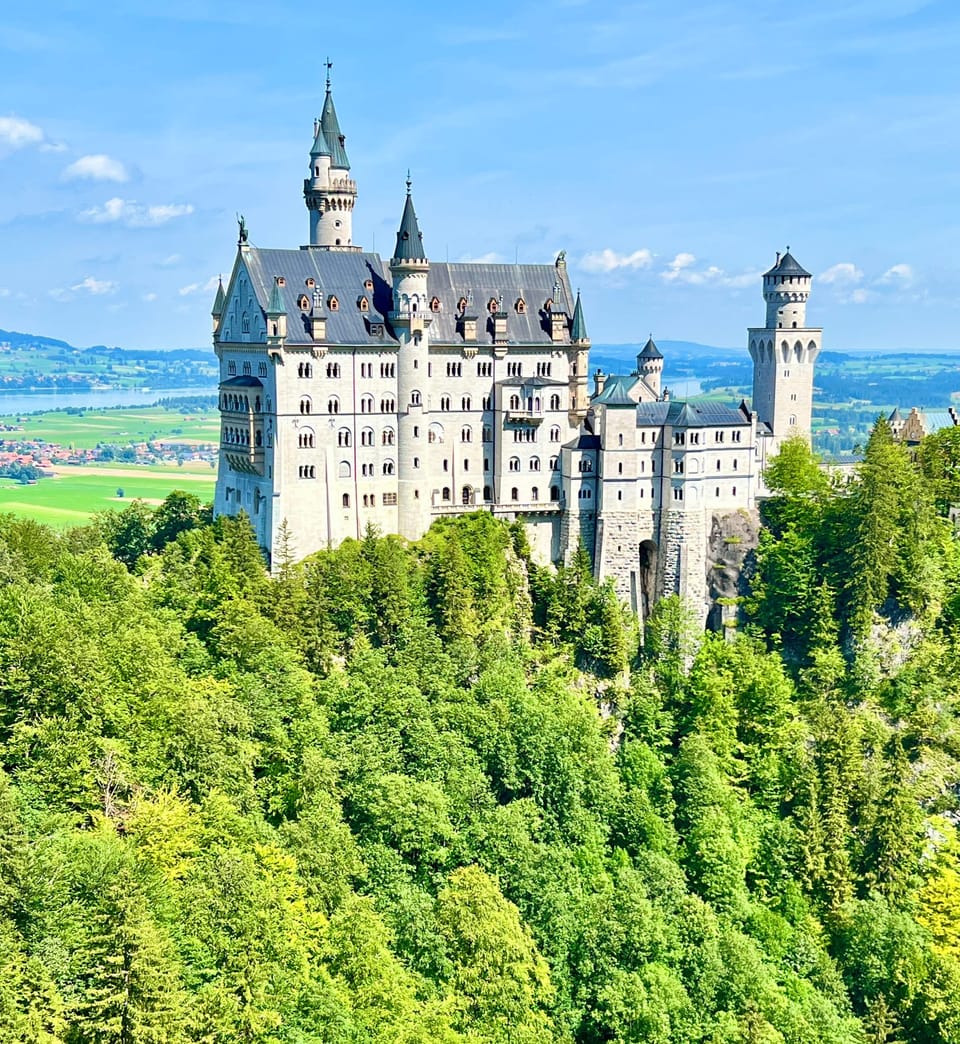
[594,369,607,397]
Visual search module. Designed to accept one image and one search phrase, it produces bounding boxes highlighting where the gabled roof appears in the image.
[571,291,588,341]
[320,90,349,169]
[592,374,638,406]
[392,188,426,262]
[764,250,810,278]
[499,375,567,387]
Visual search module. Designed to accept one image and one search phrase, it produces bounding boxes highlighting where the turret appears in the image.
[390,177,432,540]
[748,249,821,450]
[211,276,225,338]
[266,276,287,345]
[303,63,358,249]
[637,336,663,398]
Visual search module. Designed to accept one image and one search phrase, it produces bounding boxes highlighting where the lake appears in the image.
[0,386,218,415]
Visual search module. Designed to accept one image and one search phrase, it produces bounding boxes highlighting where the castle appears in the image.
[212,78,820,621]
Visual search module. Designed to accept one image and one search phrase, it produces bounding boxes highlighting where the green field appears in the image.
[0,469,216,527]
[0,405,220,449]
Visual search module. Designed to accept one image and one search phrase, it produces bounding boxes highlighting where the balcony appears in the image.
[505,409,543,424]
[222,446,265,476]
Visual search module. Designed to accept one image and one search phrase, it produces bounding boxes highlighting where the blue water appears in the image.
[0,385,217,415]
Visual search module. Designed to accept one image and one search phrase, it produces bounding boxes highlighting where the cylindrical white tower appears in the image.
[303,79,357,249]
[391,181,432,540]
[763,249,811,328]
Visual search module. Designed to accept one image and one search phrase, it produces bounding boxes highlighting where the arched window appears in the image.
[326,362,341,378]
[509,456,521,472]
[382,427,395,446]
[428,422,444,444]
[342,493,351,508]
[339,460,351,478]
[579,458,593,472]
[383,459,395,476]
[618,433,624,446]
[483,485,491,501]
[298,361,313,378]
[441,396,451,411]
[360,394,375,414]
[327,397,339,414]
[361,427,375,447]
[380,398,396,413]
[461,485,472,504]
[298,429,315,449]
[299,396,312,415]
[462,396,471,411]
[550,394,561,410]
[482,426,492,442]
[511,487,519,501]
[461,426,472,443]
[531,486,539,501]
[550,425,561,443]
[337,427,351,447]
[529,456,540,471]
[550,485,560,502]
[549,455,558,470]
[442,487,451,502]
[242,362,252,376]
[241,312,250,334]
[411,390,422,406]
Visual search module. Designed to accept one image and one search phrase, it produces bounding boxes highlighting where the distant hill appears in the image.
[0,329,209,357]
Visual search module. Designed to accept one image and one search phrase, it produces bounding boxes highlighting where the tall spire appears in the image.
[320,69,350,170]
[392,176,426,262]
[571,289,588,342]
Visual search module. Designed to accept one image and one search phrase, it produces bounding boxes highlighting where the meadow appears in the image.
[0,405,221,449]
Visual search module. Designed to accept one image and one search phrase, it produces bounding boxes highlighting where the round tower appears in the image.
[303,67,357,249]
[763,248,811,329]
[637,336,664,399]
[391,178,432,540]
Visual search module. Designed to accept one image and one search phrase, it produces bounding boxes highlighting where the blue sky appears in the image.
[1,0,958,351]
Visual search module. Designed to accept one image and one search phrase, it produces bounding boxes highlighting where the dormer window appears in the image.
[357,295,369,311]
[305,277,315,288]
[328,295,339,311]
[430,296,441,313]
[457,296,467,314]
[297,294,309,310]
[276,276,285,287]
[544,298,553,312]
[487,297,498,313]
[515,298,526,314]
[364,278,374,291]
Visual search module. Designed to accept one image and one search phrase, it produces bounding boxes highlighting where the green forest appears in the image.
[4,419,960,1042]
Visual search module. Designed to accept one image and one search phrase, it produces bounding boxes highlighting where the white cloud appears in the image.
[79,197,194,227]
[143,292,158,302]
[849,288,871,304]
[580,247,653,273]
[877,263,914,286]
[178,276,220,296]
[662,252,697,281]
[72,276,116,295]
[818,262,863,285]
[64,153,129,182]
[159,253,182,267]
[660,252,760,289]
[0,115,44,149]
[457,251,502,264]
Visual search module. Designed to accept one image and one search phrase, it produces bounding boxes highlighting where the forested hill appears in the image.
[3,429,960,1040]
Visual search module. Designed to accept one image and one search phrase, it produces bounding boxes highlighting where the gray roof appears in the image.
[499,375,566,387]
[211,278,225,316]
[564,433,601,451]
[571,291,588,341]
[592,374,637,405]
[764,250,810,278]
[638,336,662,360]
[320,90,349,169]
[635,399,749,428]
[267,277,284,315]
[235,248,575,348]
[918,409,958,434]
[222,374,263,388]
[392,190,426,262]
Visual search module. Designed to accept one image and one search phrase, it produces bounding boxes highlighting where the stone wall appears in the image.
[705,508,760,633]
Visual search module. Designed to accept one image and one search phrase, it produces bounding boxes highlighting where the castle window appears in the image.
[361,427,374,447]
[511,487,519,501]
[673,458,684,474]
[411,390,422,405]
[732,430,742,443]
[531,485,539,500]
[530,456,540,471]
[791,393,797,401]
[783,369,790,377]
[298,361,313,378]
[327,397,340,414]
[536,362,552,377]
[509,456,521,472]
[509,395,520,410]
[242,362,252,376]
[789,415,797,426]
[715,431,725,443]
[241,313,250,334]
[483,485,492,501]
[360,394,374,414]
[457,296,468,314]
[380,362,395,378]
[477,361,492,378]
[428,422,444,444]
[339,460,351,478]
[326,362,341,378]
[578,458,593,473]
[482,426,492,443]
[300,396,312,415]
[442,487,451,502]
[298,465,316,479]
[382,427,396,446]
[383,459,395,476]
[672,486,683,501]
[258,362,267,377]
[343,493,350,508]
[430,297,441,313]
[483,396,492,410]
[618,462,623,474]
[461,426,472,443]
[618,433,624,447]
[507,362,522,377]
[732,486,737,496]
[550,426,561,443]
[328,295,339,311]
[515,298,526,314]
[690,432,700,445]
[550,394,561,410]
[550,486,559,501]
[299,430,316,449]
[413,457,420,468]
[357,295,369,311]
[462,396,471,411]
[463,459,470,472]
[673,432,685,445]
[549,456,558,470]
[227,362,237,376]
[337,428,351,447]
[446,362,462,377]
[484,458,490,471]
[443,459,449,471]
[383,492,398,506]
[441,396,451,411]
[617,491,622,501]
[578,488,592,500]
[717,460,722,471]
[298,294,309,310]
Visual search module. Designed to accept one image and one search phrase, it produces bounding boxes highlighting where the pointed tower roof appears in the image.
[639,336,663,360]
[392,178,427,262]
[320,88,350,169]
[267,276,285,315]
[211,276,225,317]
[571,290,588,341]
[764,249,810,278]
[310,117,330,158]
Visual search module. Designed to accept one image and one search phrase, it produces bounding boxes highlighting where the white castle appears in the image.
[212,78,820,621]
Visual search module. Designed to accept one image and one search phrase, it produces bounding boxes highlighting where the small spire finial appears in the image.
[405,169,412,194]
[786,244,790,252]
[325,58,332,91]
